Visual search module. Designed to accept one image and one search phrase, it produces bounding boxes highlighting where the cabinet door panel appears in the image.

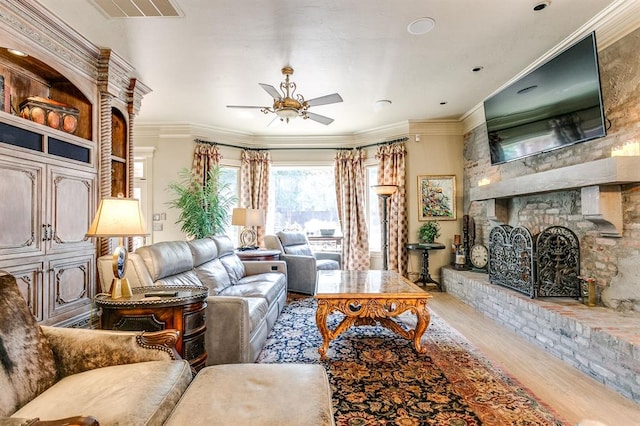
[47,254,94,321]
[0,261,45,321]
[48,166,95,253]
[0,157,44,258]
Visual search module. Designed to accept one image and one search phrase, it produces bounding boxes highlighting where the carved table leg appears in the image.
[315,300,332,357]
[412,301,431,354]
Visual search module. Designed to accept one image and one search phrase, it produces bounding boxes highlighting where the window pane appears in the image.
[368,166,380,251]
[133,161,144,179]
[219,166,240,242]
[267,166,339,237]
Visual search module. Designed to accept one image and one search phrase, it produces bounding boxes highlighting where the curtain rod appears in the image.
[194,137,408,151]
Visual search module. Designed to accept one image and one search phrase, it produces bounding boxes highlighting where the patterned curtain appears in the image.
[192,142,222,185]
[334,149,370,270]
[376,142,408,274]
[240,150,271,246]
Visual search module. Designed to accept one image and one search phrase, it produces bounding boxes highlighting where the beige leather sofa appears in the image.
[98,235,288,365]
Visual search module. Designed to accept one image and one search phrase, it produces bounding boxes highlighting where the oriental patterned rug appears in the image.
[256,297,569,426]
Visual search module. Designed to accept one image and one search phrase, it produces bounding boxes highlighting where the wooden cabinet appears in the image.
[0,120,97,327]
[0,2,149,327]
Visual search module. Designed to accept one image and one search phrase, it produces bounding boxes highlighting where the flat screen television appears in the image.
[484,32,606,165]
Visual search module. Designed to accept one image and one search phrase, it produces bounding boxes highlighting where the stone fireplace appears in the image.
[462,26,640,313]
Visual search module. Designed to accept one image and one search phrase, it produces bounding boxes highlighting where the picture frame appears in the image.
[418,175,456,221]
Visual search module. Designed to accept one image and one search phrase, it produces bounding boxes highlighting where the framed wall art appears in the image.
[418,175,456,221]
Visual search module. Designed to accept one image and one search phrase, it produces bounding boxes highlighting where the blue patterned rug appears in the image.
[256,297,568,425]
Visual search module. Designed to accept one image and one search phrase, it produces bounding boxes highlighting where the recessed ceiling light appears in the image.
[533,1,550,11]
[7,48,27,57]
[407,17,436,35]
[374,99,392,111]
[440,101,448,105]
[472,66,484,72]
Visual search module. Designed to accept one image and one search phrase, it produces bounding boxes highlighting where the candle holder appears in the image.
[578,276,597,307]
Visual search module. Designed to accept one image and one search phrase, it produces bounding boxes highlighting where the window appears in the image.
[132,147,154,250]
[219,165,240,241]
[266,166,339,237]
[367,165,380,252]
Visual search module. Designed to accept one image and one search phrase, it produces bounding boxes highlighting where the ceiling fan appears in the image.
[227,66,343,126]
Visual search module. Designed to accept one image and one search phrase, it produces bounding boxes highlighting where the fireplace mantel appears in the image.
[469,156,640,237]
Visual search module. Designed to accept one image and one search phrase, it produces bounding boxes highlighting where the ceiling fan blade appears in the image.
[267,116,282,127]
[259,83,281,100]
[306,112,334,125]
[226,105,267,109]
[306,93,343,107]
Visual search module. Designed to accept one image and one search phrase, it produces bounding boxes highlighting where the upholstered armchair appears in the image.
[0,271,192,425]
[265,231,341,295]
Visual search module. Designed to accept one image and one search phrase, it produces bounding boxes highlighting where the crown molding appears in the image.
[135,120,414,148]
[408,120,464,136]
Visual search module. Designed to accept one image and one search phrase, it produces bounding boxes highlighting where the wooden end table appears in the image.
[406,242,446,290]
[94,286,208,371]
[235,249,280,261]
[314,270,432,357]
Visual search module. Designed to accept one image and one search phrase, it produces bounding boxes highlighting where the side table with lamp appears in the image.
[86,197,209,371]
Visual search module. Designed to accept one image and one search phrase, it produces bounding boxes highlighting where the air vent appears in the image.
[91,0,182,18]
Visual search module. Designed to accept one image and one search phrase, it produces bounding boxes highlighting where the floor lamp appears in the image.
[372,184,398,270]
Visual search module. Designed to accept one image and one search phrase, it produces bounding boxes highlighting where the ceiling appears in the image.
[36,0,619,137]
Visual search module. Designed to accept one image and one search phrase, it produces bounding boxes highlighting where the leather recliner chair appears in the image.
[265,231,341,295]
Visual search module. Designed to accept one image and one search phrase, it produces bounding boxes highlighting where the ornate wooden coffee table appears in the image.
[314,270,432,357]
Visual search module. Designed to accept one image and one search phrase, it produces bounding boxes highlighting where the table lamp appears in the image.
[372,184,398,270]
[86,197,147,299]
[232,207,265,250]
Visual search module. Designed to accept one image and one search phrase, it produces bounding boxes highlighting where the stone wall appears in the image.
[464,28,640,311]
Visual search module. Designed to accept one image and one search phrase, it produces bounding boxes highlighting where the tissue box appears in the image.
[19,96,79,134]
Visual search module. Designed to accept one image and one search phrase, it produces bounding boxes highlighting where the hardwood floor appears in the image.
[427,291,640,425]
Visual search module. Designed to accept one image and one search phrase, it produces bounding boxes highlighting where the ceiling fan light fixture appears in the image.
[275,107,298,119]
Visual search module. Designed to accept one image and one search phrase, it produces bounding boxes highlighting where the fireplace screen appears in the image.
[488,224,581,299]
[488,225,535,298]
[535,226,581,298]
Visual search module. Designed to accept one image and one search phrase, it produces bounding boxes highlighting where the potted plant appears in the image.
[418,221,440,244]
[167,167,237,239]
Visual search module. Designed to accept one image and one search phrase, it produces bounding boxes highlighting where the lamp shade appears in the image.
[86,197,148,237]
[232,208,265,227]
[371,184,398,196]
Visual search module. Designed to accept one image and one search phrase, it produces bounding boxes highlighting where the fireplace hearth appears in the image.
[488,225,581,299]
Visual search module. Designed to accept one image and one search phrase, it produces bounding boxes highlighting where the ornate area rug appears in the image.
[256,297,569,425]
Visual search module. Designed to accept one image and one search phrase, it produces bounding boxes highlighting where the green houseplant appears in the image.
[167,167,237,239]
[418,221,440,243]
